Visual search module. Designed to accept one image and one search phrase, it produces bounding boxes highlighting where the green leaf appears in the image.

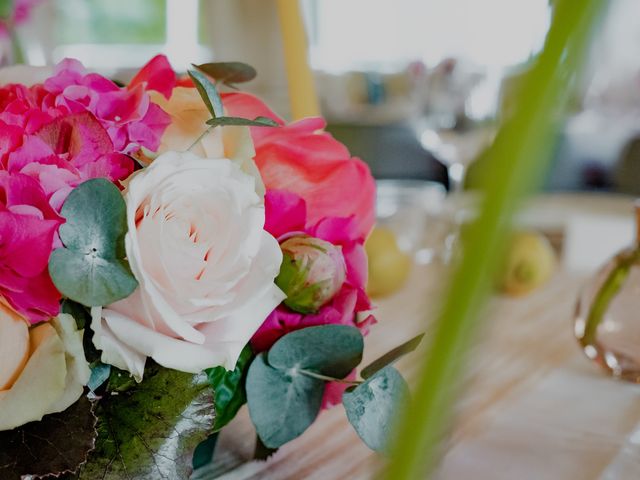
[0,0,12,19]
[343,366,409,453]
[195,61,257,86]
[246,353,324,449]
[88,362,112,392]
[205,116,279,128]
[207,345,253,432]
[361,333,424,379]
[48,178,138,307]
[74,363,215,479]
[62,298,91,329]
[385,1,606,477]
[269,324,364,379]
[188,68,224,118]
[0,396,98,480]
[192,432,219,470]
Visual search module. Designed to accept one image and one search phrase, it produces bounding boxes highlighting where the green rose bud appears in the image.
[276,235,347,314]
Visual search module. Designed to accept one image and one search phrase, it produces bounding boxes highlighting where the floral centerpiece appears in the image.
[0,55,420,479]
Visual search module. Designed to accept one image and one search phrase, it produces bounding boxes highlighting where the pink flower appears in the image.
[126,56,376,240]
[0,172,63,323]
[0,58,169,324]
[223,93,376,242]
[1,112,133,211]
[42,59,171,153]
[252,190,376,409]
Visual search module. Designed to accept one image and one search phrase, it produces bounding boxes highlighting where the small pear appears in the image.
[366,227,412,298]
[499,230,556,296]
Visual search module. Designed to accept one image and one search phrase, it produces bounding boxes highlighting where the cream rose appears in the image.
[91,151,285,380]
[148,87,265,196]
[0,301,90,431]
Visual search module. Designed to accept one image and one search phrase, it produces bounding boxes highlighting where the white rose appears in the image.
[91,151,285,380]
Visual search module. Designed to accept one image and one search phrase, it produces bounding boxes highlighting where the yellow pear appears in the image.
[499,230,556,296]
[366,227,412,298]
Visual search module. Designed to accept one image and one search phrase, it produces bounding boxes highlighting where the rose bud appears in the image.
[276,235,347,314]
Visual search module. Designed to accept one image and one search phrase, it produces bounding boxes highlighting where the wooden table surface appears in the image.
[197,193,640,480]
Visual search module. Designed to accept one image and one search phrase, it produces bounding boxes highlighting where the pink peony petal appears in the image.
[129,55,177,100]
[264,189,307,239]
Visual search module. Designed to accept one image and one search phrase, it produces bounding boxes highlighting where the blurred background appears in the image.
[7,0,640,194]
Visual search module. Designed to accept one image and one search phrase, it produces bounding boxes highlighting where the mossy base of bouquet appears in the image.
[0,363,214,479]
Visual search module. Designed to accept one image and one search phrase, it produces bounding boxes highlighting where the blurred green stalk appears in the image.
[385,1,606,478]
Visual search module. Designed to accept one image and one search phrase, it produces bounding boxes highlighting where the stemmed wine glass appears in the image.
[411,63,503,262]
[413,62,502,195]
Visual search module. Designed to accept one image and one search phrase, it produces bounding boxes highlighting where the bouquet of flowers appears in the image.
[0,55,420,479]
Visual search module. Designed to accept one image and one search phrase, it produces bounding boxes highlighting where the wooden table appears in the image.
[197,193,640,480]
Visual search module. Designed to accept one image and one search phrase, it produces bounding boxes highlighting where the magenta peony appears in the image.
[223,94,376,242]
[0,58,171,323]
[252,190,375,408]
[0,172,63,322]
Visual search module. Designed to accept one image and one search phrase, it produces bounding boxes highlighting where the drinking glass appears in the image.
[413,65,502,194]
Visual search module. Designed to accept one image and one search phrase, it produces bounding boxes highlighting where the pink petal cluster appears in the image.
[252,190,376,408]
[0,172,63,322]
[0,58,171,323]
[222,93,376,241]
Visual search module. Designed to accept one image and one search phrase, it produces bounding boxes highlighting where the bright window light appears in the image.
[307,0,551,72]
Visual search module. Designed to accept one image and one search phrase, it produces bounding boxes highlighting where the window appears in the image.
[24,0,210,72]
[305,0,551,72]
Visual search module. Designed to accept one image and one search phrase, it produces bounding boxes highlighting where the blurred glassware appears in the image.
[0,36,12,67]
[412,59,501,193]
[375,179,449,265]
[574,202,640,382]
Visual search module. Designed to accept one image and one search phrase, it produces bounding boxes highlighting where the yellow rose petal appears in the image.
[0,323,67,431]
[0,301,30,391]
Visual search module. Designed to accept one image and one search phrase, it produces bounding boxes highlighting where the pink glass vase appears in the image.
[574,204,640,381]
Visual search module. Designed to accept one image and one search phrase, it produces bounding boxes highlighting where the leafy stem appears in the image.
[582,248,640,346]
[187,127,213,152]
[298,369,362,385]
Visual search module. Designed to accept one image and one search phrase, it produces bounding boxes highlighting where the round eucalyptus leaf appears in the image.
[48,178,138,307]
[196,61,257,85]
[343,366,409,453]
[246,353,324,449]
[268,324,364,379]
[49,249,137,306]
[58,178,127,256]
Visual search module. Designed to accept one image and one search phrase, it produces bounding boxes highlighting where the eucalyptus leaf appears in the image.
[87,362,112,392]
[268,324,364,379]
[0,396,97,480]
[207,345,253,432]
[246,353,324,449]
[74,363,215,479]
[343,366,409,453]
[205,116,279,128]
[62,298,91,330]
[195,61,257,86]
[361,333,424,379]
[192,432,219,470]
[188,68,224,118]
[48,178,138,307]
